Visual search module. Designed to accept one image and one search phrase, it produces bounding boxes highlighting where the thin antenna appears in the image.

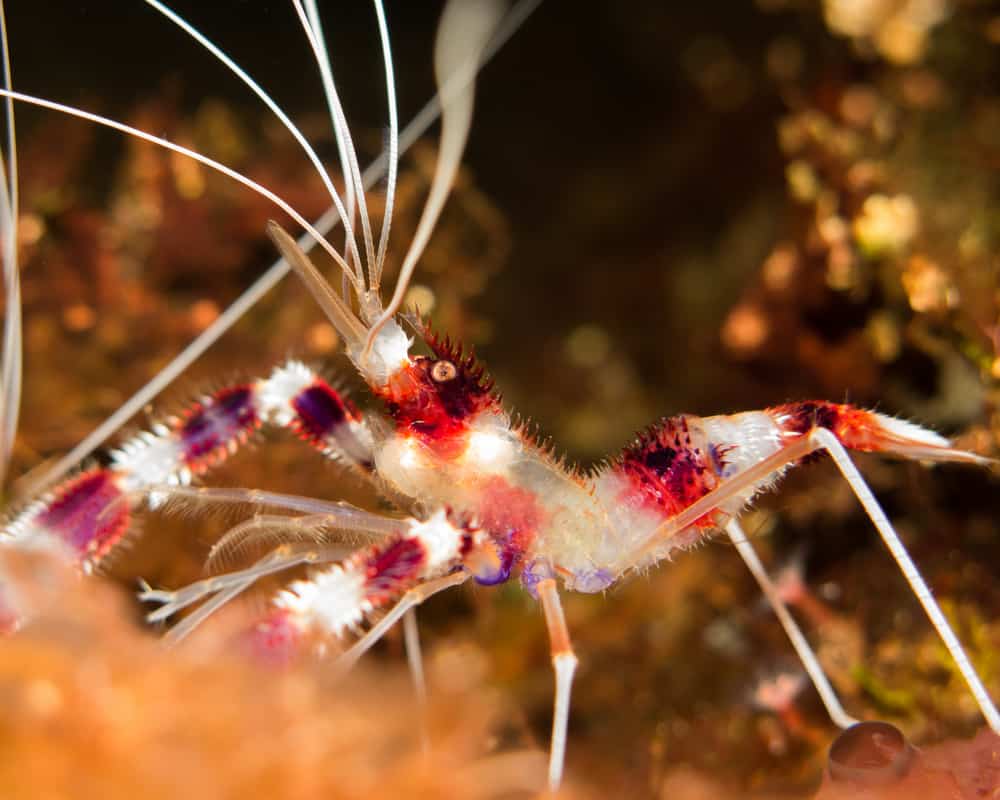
[0,0,20,486]
[142,0,364,287]
[266,221,366,352]
[364,0,504,358]
[301,0,357,296]
[371,0,399,289]
[294,0,376,283]
[0,89,359,293]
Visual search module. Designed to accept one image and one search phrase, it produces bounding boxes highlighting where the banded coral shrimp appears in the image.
[3,1,1000,798]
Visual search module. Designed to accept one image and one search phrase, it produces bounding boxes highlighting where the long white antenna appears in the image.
[301,0,357,295]
[294,0,376,283]
[364,0,504,357]
[0,0,20,486]
[370,0,399,289]
[142,0,364,288]
[0,89,359,293]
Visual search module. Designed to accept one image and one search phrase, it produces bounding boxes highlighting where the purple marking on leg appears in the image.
[519,558,554,597]
[615,415,718,522]
[291,382,352,446]
[571,568,614,594]
[363,537,426,606]
[36,469,129,561]
[180,385,258,469]
[474,552,513,586]
[474,538,517,586]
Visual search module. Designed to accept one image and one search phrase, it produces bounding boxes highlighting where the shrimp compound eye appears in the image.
[430,360,458,382]
[827,721,914,785]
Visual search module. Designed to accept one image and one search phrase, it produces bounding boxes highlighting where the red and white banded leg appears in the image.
[2,359,374,571]
[246,510,477,665]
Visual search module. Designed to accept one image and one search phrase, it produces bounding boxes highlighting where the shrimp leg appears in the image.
[537,577,577,793]
[725,518,857,729]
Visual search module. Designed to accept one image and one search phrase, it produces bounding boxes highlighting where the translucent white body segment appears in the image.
[872,412,950,448]
[374,406,618,584]
[374,410,520,498]
[468,430,508,463]
[355,319,411,386]
[522,464,618,580]
[377,435,444,499]
[462,412,519,472]
[701,411,787,513]
[591,470,702,568]
[703,411,785,478]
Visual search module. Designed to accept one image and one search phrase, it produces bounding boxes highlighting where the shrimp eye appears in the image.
[431,360,458,382]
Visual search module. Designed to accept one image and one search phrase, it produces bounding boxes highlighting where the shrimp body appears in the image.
[360,316,981,599]
[593,403,979,576]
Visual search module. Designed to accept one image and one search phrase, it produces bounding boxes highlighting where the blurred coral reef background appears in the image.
[2,0,1000,797]
[0,547,555,800]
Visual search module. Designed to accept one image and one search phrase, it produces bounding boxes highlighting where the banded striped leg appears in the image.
[3,360,375,571]
[809,427,1000,733]
[253,510,476,668]
[724,518,857,729]
[537,578,577,793]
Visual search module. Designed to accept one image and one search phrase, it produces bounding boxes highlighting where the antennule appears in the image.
[294,0,376,283]
[0,0,21,486]
[362,0,505,362]
[265,221,366,351]
[371,0,399,290]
